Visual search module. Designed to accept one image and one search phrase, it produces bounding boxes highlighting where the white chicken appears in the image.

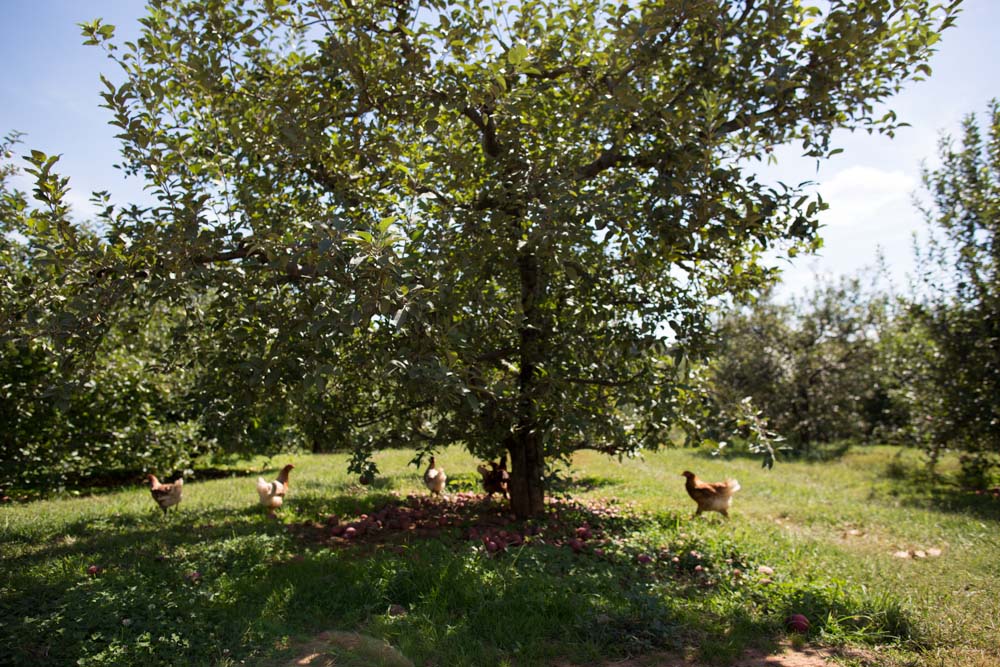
[423,456,446,496]
[257,464,294,511]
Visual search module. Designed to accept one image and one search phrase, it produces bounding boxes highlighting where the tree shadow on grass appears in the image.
[271,495,787,666]
[277,494,909,665]
[3,503,291,566]
[294,476,398,495]
[877,459,1000,522]
[548,474,619,494]
[6,465,271,503]
[1,502,311,665]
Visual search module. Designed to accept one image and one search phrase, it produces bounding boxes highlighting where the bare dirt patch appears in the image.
[283,636,854,667]
[729,645,849,667]
[558,643,864,667]
[278,631,413,667]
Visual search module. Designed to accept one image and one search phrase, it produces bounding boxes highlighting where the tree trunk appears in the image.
[508,247,547,518]
[507,430,545,517]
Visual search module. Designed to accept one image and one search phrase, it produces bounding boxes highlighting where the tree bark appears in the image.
[507,248,547,518]
[507,428,545,517]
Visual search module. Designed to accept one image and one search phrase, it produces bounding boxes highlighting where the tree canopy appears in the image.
[5,0,959,514]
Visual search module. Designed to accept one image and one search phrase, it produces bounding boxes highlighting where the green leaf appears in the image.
[507,42,529,65]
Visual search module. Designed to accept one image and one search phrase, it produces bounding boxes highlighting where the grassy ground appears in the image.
[1,445,997,666]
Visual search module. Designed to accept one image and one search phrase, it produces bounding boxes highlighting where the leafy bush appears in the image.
[0,338,213,493]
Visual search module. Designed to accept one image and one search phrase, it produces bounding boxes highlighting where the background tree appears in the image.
[906,100,1000,483]
[707,275,905,456]
[0,139,217,492]
[8,0,958,513]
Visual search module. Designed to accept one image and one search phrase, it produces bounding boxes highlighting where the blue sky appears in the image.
[2,1,999,296]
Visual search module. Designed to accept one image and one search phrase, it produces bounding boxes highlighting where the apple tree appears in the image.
[906,101,1000,482]
[14,0,959,515]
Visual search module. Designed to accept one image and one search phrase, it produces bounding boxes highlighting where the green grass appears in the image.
[1,446,998,666]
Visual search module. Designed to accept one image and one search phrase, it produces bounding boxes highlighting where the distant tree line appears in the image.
[696,102,1000,485]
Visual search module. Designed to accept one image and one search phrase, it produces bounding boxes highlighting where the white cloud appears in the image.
[772,165,926,298]
[816,165,916,229]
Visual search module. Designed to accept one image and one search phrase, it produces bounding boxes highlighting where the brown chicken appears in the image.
[477,453,510,499]
[682,470,741,519]
[147,474,183,516]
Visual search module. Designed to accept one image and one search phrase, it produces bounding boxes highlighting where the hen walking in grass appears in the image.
[682,470,740,519]
[147,474,183,516]
[257,464,294,514]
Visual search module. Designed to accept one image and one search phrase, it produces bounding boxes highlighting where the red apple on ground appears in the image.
[786,614,810,633]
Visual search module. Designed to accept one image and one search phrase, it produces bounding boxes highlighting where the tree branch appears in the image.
[561,370,646,387]
[461,105,501,158]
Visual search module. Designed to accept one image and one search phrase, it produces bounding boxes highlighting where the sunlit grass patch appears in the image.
[1,445,998,666]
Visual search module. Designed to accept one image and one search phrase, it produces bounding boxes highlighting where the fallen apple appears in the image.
[786,614,810,633]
